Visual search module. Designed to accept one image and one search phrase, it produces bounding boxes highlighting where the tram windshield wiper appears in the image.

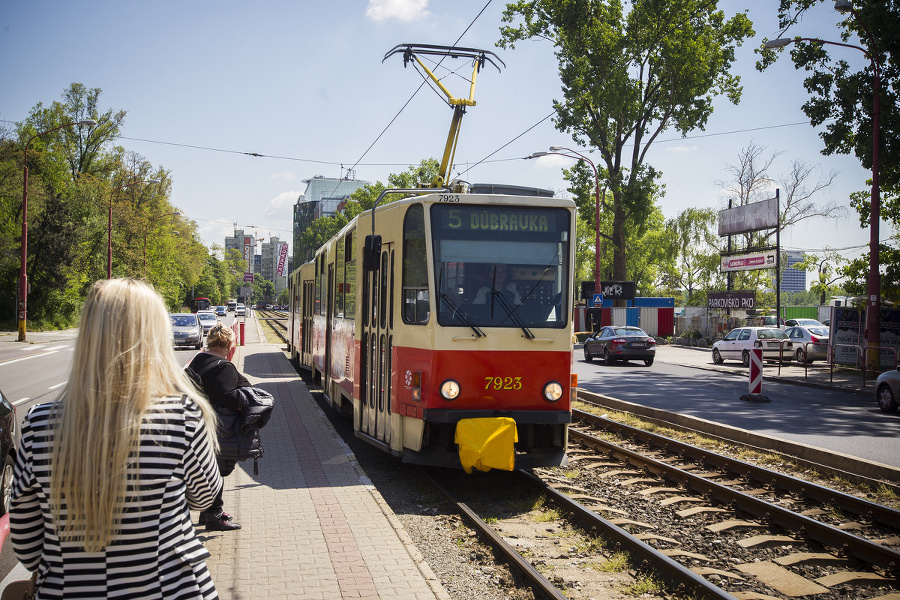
[491,291,535,339]
[440,293,485,338]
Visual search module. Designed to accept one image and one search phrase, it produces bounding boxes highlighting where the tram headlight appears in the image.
[543,381,564,402]
[440,379,461,401]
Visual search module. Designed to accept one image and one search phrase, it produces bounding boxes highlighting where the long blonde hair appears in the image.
[50,278,218,552]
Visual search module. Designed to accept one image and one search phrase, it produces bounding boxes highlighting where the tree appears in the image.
[714,142,843,250]
[660,207,720,303]
[499,0,754,284]
[757,0,899,297]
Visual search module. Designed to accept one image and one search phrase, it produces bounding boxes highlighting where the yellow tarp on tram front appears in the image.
[454,417,518,473]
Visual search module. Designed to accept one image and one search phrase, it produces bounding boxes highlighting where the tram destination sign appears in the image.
[433,205,560,233]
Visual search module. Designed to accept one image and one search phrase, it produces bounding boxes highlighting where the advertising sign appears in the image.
[879,307,900,368]
[243,236,254,273]
[830,307,863,366]
[707,291,755,310]
[720,250,777,273]
[718,197,778,236]
[276,242,289,277]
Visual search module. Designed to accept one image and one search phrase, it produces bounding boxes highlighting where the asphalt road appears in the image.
[573,344,900,468]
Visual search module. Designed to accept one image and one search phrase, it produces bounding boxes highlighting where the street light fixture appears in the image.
[107,178,160,279]
[765,1,882,368]
[528,146,604,296]
[143,210,182,279]
[18,119,97,342]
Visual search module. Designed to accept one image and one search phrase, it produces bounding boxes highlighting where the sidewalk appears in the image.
[199,317,450,600]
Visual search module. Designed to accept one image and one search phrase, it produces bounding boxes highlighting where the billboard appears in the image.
[276,242,289,277]
[720,250,777,272]
[718,197,779,236]
[243,236,254,273]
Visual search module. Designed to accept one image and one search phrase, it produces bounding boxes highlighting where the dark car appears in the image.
[0,389,18,515]
[583,326,656,366]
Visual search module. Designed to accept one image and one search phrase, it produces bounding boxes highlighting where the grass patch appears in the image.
[620,574,665,596]
[532,507,562,522]
[594,551,629,572]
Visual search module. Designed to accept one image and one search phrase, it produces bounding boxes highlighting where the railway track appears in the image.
[421,408,900,600]
[255,309,288,343]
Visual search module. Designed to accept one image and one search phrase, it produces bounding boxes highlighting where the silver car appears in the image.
[171,313,203,349]
[874,369,900,413]
[196,311,218,335]
[784,325,830,363]
[712,327,793,366]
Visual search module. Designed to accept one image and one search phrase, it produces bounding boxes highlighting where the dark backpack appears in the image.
[184,359,275,474]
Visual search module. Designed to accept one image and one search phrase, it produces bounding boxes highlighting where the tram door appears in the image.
[324,264,334,391]
[360,246,394,445]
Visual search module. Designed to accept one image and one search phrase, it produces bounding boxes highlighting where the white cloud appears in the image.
[264,190,300,218]
[270,171,296,181]
[365,0,429,22]
[667,145,699,153]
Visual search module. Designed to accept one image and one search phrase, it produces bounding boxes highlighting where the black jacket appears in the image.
[187,352,250,412]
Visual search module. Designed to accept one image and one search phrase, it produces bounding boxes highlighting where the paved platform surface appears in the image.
[0,320,450,600]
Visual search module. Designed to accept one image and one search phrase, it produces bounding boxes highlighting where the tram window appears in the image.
[380,251,388,329]
[431,204,571,329]
[345,230,356,321]
[402,204,429,324]
[336,234,345,317]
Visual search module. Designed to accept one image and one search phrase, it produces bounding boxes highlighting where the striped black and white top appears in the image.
[10,396,223,599]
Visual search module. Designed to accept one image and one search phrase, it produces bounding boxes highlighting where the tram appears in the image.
[288,189,575,469]
[288,44,574,470]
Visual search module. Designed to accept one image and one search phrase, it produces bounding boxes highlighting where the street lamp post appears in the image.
[18,119,96,342]
[107,178,160,279]
[143,211,182,279]
[529,147,604,295]
[765,2,882,367]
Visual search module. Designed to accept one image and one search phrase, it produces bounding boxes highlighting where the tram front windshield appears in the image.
[431,204,570,329]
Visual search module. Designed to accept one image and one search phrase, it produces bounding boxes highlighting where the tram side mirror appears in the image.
[363,234,382,272]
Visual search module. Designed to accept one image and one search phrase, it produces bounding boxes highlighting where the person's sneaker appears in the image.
[206,516,241,531]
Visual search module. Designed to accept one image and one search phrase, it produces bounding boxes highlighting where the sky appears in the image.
[0,0,878,284]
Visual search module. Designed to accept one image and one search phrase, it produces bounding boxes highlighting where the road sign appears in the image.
[592,293,604,307]
[749,349,763,394]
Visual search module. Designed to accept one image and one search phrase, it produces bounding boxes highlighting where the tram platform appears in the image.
[0,318,450,600]
[197,316,449,600]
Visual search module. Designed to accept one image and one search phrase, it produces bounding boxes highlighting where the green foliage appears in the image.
[499,0,754,283]
[757,0,899,298]
[298,159,441,261]
[0,83,221,327]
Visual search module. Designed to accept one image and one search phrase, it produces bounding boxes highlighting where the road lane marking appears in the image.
[43,345,69,351]
[13,398,29,407]
[48,381,67,390]
[0,350,60,367]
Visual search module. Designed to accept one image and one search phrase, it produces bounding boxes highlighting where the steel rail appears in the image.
[574,408,900,529]
[568,426,900,574]
[517,470,739,600]
[422,470,569,600]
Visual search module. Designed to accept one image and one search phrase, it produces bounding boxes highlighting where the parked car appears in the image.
[215,305,227,317]
[784,318,826,329]
[196,310,218,335]
[0,389,17,515]
[712,327,793,366]
[170,313,203,349]
[784,325,830,363]
[874,369,900,413]
[583,326,656,366]
[743,314,785,328]
[235,304,247,316]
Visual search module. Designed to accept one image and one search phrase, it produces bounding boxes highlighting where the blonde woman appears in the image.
[9,279,223,599]
[187,324,248,531]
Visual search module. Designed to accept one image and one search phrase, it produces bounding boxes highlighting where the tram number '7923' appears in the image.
[438,194,460,202]
[485,376,523,390]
